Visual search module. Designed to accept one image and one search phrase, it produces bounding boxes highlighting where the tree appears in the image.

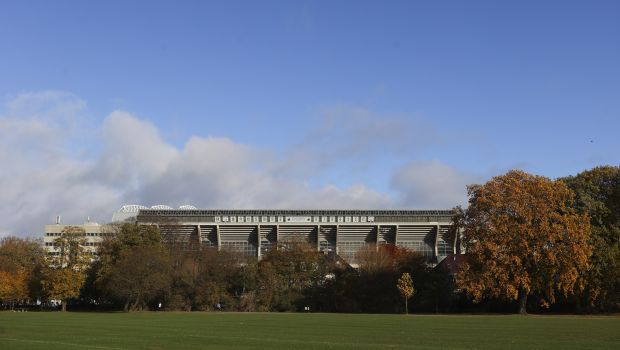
[168,250,201,311]
[93,223,171,311]
[0,268,29,309]
[42,226,90,311]
[561,166,620,310]
[397,272,415,314]
[43,268,86,311]
[90,224,161,299]
[195,248,247,311]
[166,247,252,312]
[456,170,592,314]
[353,245,419,313]
[106,245,171,311]
[0,236,45,304]
[258,238,331,311]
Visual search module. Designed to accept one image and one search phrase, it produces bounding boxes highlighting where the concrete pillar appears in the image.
[317,225,321,251]
[335,224,339,254]
[457,227,464,254]
[196,224,203,251]
[395,224,400,247]
[452,225,457,255]
[257,225,261,258]
[435,224,440,258]
[376,225,380,251]
[216,225,221,251]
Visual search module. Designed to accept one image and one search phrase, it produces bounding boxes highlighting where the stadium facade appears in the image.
[135,208,459,265]
[44,207,460,265]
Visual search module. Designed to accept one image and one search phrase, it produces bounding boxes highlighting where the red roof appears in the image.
[436,254,468,275]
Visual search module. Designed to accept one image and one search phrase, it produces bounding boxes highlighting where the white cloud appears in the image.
[97,111,178,188]
[390,160,482,209]
[0,91,481,237]
[0,92,403,236]
[0,91,120,235]
[134,132,392,210]
[6,91,87,119]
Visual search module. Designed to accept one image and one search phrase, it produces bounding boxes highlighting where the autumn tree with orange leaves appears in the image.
[42,226,90,311]
[0,236,45,308]
[455,170,592,314]
[0,268,29,309]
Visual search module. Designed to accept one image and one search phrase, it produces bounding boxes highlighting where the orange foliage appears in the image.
[0,267,29,303]
[456,170,592,311]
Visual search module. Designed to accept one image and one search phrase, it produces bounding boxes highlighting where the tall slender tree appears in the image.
[397,272,415,314]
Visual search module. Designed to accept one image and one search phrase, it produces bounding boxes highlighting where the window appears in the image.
[398,241,434,258]
[337,241,366,263]
[437,241,452,257]
[221,241,257,257]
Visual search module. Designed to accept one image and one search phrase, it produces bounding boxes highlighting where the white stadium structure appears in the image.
[45,206,460,265]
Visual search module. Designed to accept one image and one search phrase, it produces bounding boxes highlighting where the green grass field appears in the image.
[1,312,618,350]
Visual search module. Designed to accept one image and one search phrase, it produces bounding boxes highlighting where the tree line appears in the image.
[0,223,450,313]
[1,165,618,313]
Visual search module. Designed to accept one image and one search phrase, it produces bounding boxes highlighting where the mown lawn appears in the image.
[0,312,618,349]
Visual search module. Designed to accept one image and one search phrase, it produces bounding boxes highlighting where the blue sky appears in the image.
[0,1,619,234]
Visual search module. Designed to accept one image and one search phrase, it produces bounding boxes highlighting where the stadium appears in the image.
[131,207,459,265]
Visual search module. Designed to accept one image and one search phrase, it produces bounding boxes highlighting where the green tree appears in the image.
[42,226,90,311]
[168,250,201,311]
[397,272,415,314]
[167,247,252,311]
[92,223,162,288]
[92,223,170,311]
[195,249,243,311]
[106,245,171,311]
[456,170,592,314]
[561,165,620,310]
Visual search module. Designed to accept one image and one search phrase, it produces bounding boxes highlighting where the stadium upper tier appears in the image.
[111,204,196,222]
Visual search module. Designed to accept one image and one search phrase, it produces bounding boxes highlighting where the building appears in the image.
[43,220,106,257]
[136,209,459,265]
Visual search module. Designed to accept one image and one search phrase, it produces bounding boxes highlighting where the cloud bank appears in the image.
[0,91,474,236]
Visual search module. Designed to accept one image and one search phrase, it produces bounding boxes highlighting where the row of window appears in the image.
[143,209,451,216]
[45,232,103,237]
[374,216,452,223]
[45,242,101,247]
[47,251,98,256]
[214,216,377,223]
[47,252,99,256]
